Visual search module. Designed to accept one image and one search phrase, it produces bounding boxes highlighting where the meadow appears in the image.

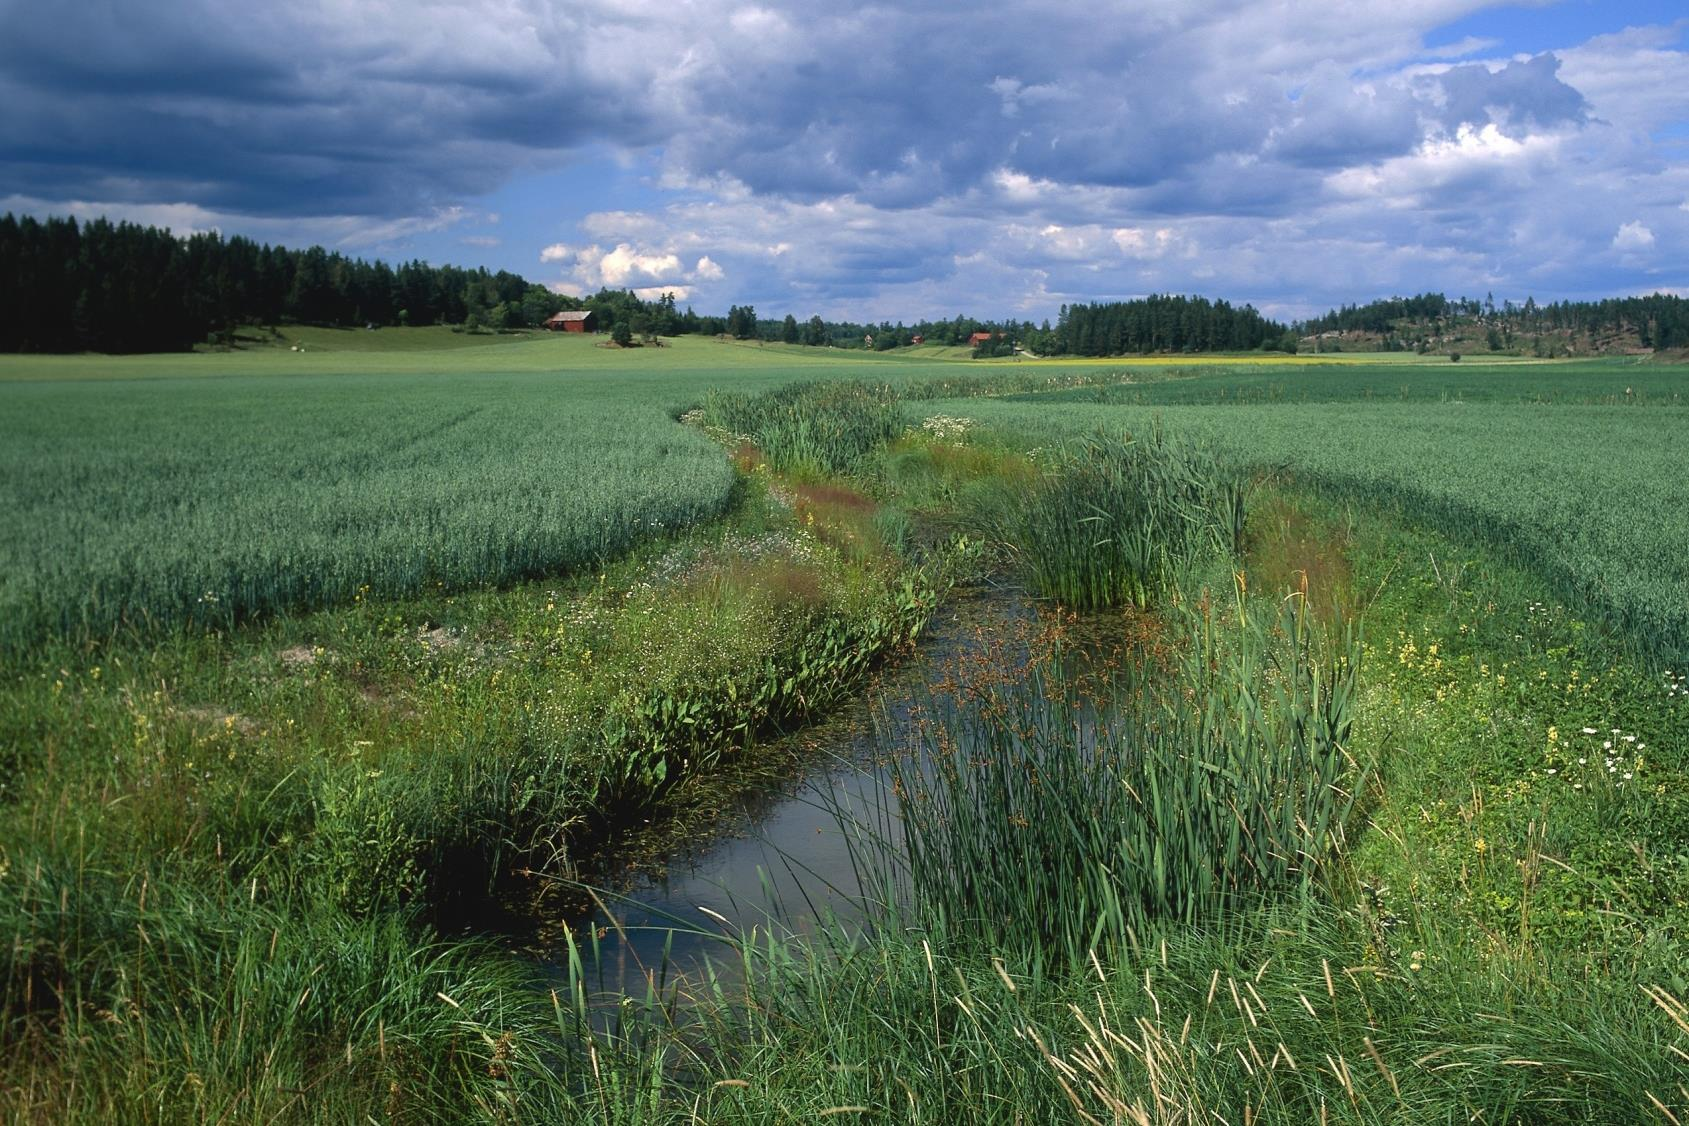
[3,334,1688,1121]
[0,334,970,649]
[0,332,1227,650]
[933,368,1689,664]
[1020,356,1686,405]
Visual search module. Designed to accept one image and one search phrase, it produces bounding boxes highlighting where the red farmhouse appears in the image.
[545,310,596,333]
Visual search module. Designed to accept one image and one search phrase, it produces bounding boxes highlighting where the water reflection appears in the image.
[541,585,1142,1007]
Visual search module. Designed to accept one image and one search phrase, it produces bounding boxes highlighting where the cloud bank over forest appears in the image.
[1,0,1684,318]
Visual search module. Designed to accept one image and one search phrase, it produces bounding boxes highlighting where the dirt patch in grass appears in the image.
[1244,495,1355,619]
[729,441,766,474]
[416,625,460,652]
[792,481,875,513]
[792,481,883,556]
[278,644,319,669]
[176,705,258,735]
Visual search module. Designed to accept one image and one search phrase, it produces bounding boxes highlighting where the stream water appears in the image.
[540,585,1138,1007]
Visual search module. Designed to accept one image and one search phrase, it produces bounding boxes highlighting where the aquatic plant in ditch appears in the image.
[878,582,1361,973]
[702,381,902,476]
[993,427,1243,610]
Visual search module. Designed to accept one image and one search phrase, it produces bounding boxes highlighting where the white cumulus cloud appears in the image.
[597,244,683,286]
[1612,221,1655,252]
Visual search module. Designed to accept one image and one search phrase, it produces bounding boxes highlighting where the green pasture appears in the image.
[0,336,966,646]
[1018,356,1684,405]
[0,330,958,381]
[238,323,551,353]
[4,337,1689,1121]
[926,383,1689,663]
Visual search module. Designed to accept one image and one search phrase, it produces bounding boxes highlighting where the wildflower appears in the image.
[1582,726,1596,735]
[1473,838,1487,854]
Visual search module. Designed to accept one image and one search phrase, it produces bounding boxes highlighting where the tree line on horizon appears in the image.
[4,213,1685,356]
[0,213,772,353]
[746,295,1289,357]
[0,213,581,353]
[1298,290,1689,351]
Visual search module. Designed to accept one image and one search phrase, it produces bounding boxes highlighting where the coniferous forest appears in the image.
[1296,290,1689,350]
[1048,295,1291,355]
[5,212,1688,356]
[0,213,556,353]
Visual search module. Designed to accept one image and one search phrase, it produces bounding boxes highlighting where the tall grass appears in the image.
[702,381,902,475]
[646,905,1688,1124]
[0,854,593,1123]
[868,583,1360,974]
[992,429,1242,609]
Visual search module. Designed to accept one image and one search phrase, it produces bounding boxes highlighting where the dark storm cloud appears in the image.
[0,0,1590,223]
[0,0,1376,222]
[3,0,1681,320]
[1434,53,1589,134]
[0,0,639,216]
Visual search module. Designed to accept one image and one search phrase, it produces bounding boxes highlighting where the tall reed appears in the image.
[995,428,1239,610]
[703,381,902,475]
[878,583,1361,973]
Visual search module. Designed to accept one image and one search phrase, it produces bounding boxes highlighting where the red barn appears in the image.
[545,310,596,333]
[967,331,995,346]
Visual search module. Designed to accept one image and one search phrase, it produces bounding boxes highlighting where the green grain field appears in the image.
[4,334,1689,1122]
[5,337,1684,657]
[927,359,1689,662]
[0,334,970,648]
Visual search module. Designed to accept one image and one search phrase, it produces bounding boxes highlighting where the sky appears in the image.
[1,0,1685,322]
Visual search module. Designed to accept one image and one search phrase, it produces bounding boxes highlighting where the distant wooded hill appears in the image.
[1295,291,1689,355]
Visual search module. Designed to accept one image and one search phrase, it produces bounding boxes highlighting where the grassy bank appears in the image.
[5,353,1687,1120]
[0,416,964,1118]
[534,483,1688,1123]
